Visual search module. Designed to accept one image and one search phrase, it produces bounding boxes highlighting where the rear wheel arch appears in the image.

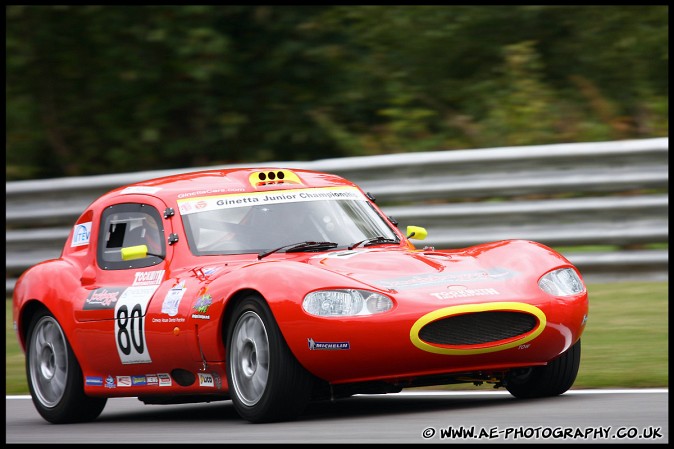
[18,299,88,367]
[16,300,52,349]
[24,308,107,423]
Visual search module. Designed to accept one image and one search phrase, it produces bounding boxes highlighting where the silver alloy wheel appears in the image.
[28,316,69,408]
[229,310,270,406]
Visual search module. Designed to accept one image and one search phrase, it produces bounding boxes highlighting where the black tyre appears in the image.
[226,294,314,423]
[506,339,581,399]
[25,309,107,423]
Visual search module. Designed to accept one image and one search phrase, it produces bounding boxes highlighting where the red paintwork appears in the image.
[13,167,588,398]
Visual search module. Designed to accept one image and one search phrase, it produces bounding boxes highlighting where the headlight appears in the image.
[538,268,585,296]
[302,289,394,317]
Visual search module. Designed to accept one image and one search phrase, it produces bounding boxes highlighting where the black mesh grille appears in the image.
[418,311,537,346]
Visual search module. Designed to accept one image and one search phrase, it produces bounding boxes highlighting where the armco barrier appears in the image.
[5,137,668,294]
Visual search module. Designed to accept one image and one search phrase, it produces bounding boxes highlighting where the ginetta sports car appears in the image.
[12,168,588,424]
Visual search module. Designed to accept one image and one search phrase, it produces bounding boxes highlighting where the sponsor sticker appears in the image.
[308,338,350,351]
[198,372,215,387]
[120,186,162,195]
[71,222,92,247]
[429,286,500,300]
[133,270,165,286]
[212,372,222,389]
[84,287,126,310]
[177,188,243,199]
[312,249,375,259]
[201,267,221,276]
[105,375,116,389]
[161,280,187,316]
[191,291,213,320]
[158,373,172,387]
[375,268,516,291]
[177,186,365,215]
[116,376,132,387]
[85,376,104,386]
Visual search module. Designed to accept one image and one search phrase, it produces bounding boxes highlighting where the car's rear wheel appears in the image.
[506,339,581,399]
[226,294,314,423]
[25,309,107,423]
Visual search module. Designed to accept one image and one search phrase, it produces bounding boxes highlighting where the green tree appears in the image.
[6,5,668,180]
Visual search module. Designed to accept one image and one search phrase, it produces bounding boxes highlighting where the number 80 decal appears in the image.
[114,285,157,364]
[117,303,144,355]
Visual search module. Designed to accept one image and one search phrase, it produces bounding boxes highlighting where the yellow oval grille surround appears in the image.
[410,302,546,355]
[249,170,303,188]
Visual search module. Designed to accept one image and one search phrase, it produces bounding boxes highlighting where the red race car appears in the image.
[12,168,588,424]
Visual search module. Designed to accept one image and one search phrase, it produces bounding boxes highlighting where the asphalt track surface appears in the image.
[6,389,668,444]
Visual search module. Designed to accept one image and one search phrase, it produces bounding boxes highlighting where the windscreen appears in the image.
[179,186,399,255]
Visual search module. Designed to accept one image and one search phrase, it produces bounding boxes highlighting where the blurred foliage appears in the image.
[6,5,668,180]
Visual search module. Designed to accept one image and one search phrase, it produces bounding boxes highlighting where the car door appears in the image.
[74,198,180,373]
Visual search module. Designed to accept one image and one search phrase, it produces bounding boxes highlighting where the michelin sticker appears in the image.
[308,338,350,350]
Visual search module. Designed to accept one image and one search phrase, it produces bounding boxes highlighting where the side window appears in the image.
[98,203,166,270]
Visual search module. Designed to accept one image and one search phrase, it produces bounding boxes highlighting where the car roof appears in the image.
[100,167,358,204]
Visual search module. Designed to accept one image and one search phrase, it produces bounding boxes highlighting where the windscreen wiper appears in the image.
[348,236,399,250]
[258,241,338,260]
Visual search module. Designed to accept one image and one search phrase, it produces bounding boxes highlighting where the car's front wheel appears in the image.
[506,339,581,399]
[226,294,315,423]
[25,309,107,423]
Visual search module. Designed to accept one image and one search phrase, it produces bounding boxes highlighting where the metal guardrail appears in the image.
[5,137,669,294]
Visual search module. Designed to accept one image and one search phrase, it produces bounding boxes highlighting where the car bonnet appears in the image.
[303,248,524,296]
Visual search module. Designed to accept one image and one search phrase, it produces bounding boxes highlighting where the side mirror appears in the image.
[406,226,428,240]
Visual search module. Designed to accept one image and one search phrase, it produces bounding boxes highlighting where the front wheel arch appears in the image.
[506,339,582,399]
[224,293,315,423]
